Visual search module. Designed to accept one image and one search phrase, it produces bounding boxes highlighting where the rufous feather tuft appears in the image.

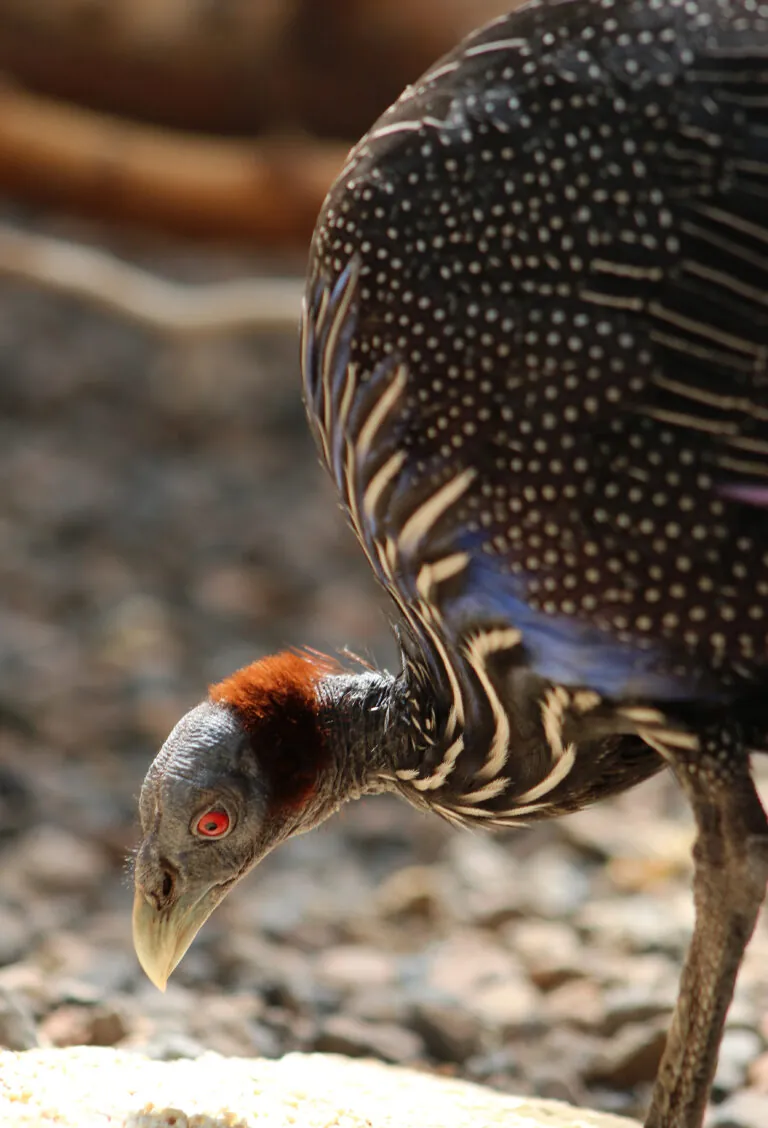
[209,650,338,810]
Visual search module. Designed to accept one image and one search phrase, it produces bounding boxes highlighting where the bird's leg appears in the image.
[645,724,768,1128]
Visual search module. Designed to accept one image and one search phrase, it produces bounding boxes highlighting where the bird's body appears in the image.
[304,0,768,825]
[133,3,768,1127]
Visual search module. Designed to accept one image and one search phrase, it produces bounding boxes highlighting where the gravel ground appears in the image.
[0,219,766,1128]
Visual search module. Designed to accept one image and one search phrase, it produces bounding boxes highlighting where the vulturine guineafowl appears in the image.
[132,2,768,1125]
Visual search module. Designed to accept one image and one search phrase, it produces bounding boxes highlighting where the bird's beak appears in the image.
[132,885,222,991]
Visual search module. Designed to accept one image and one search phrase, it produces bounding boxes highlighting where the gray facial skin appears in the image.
[132,701,269,990]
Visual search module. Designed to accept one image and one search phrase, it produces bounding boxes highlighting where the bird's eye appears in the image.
[194,809,231,838]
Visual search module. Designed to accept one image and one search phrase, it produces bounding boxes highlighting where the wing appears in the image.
[300,255,667,821]
[615,38,768,507]
[301,257,476,744]
[303,0,768,711]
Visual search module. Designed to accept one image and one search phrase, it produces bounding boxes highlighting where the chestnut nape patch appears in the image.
[209,651,338,809]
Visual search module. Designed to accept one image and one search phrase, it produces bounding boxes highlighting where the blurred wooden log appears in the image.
[0,84,348,247]
[0,0,511,139]
[0,0,517,245]
[0,0,298,135]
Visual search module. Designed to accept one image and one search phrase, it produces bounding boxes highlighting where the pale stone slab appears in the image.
[0,1045,641,1127]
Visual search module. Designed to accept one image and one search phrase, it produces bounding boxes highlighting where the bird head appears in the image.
[132,651,334,990]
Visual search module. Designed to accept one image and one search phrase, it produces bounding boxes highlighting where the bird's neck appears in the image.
[314,670,414,802]
[211,652,418,838]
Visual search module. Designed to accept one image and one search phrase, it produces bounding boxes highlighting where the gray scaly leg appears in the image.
[645,726,768,1128]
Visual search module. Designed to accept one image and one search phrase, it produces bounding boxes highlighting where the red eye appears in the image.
[195,809,230,838]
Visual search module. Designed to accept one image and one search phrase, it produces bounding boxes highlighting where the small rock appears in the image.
[10,825,110,896]
[242,863,366,946]
[375,865,448,924]
[533,1026,606,1100]
[413,933,542,1035]
[530,1064,587,1107]
[527,1027,599,1105]
[424,932,523,1001]
[578,893,693,954]
[600,982,676,1035]
[314,946,398,992]
[143,1033,209,1061]
[56,979,104,1007]
[607,855,692,893]
[581,951,678,994]
[0,765,36,844]
[518,847,593,919]
[192,564,271,618]
[35,932,100,981]
[450,839,591,924]
[507,919,584,990]
[40,1005,95,1048]
[313,1015,424,1064]
[245,1022,284,1059]
[0,987,38,1050]
[469,978,542,1035]
[726,997,763,1033]
[445,836,522,926]
[185,993,267,1058]
[589,1087,645,1121]
[79,950,140,995]
[218,931,322,1009]
[40,1003,129,1048]
[586,1021,669,1088]
[747,1048,768,1092]
[412,1001,486,1062]
[261,1006,317,1050]
[712,1028,763,1099]
[98,593,180,675]
[0,905,33,967]
[565,801,693,878]
[542,978,606,1031]
[466,1045,524,1088]
[0,962,55,1013]
[347,986,410,1025]
[707,1089,768,1128]
[133,982,197,1024]
[89,1007,130,1047]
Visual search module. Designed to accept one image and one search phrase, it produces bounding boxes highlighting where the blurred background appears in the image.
[0,3,766,1125]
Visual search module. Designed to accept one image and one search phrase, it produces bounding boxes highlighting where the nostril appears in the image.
[161,870,174,901]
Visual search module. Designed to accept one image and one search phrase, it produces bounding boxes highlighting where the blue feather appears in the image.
[443,546,708,702]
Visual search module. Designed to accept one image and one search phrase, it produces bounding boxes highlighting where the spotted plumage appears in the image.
[303,0,768,829]
[133,4,768,1127]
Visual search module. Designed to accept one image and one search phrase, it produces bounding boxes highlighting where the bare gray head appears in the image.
[132,700,270,989]
[131,652,403,989]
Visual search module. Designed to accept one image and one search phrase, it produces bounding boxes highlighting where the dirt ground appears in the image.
[0,215,766,1127]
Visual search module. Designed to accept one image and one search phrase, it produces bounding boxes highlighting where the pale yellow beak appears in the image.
[132,886,220,991]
